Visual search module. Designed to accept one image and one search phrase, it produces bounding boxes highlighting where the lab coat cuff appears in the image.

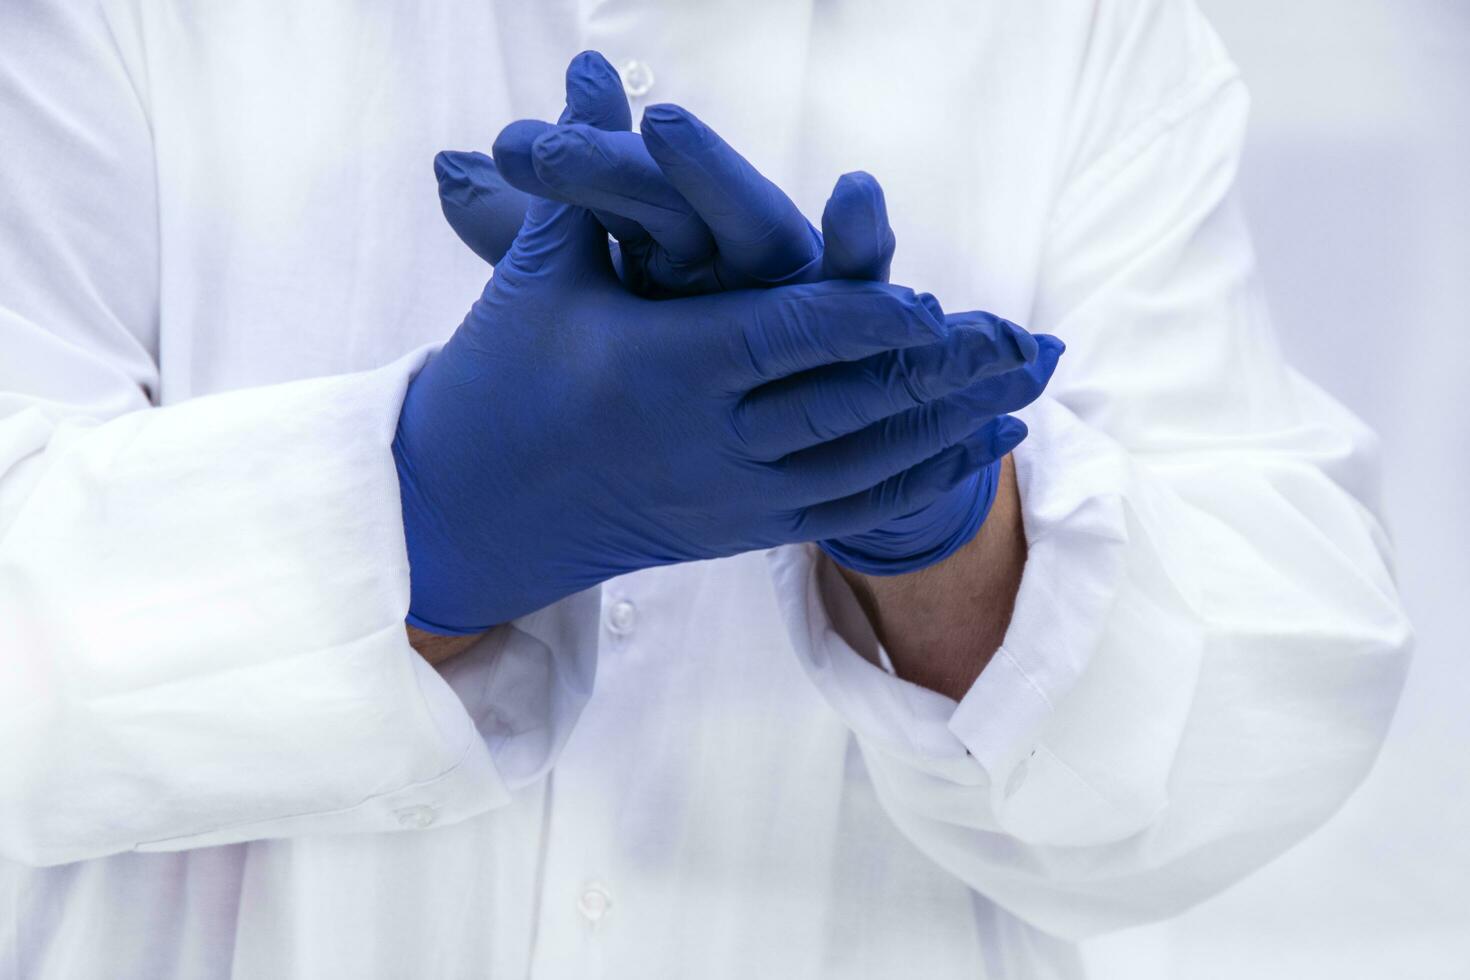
[770,396,1131,787]
[433,586,603,793]
[768,542,979,782]
[951,396,1131,774]
[134,632,510,852]
[1,345,584,862]
[101,345,519,853]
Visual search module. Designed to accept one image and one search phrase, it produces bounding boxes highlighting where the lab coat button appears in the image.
[618,59,655,98]
[578,883,613,923]
[395,805,437,829]
[606,599,637,636]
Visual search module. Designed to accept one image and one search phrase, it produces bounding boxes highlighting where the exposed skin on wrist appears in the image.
[407,624,486,667]
[836,454,1026,702]
[410,457,1025,685]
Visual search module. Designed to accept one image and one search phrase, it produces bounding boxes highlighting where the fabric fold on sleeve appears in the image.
[0,349,600,865]
[769,394,1162,839]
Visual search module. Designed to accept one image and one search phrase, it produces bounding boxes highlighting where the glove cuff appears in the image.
[818,459,1001,577]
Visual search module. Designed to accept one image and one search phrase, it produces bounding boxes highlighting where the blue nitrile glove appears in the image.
[394,211,1035,631]
[398,60,1038,632]
[432,59,1062,579]
[501,101,1064,575]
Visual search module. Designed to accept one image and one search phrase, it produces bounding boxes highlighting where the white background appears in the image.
[1086,2,1470,976]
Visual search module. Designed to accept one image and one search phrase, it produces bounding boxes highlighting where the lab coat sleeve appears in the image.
[0,2,596,866]
[770,15,1412,940]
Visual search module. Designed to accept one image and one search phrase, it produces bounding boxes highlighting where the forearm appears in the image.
[407,624,487,666]
[411,459,1025,679]
[837,454,1026,700]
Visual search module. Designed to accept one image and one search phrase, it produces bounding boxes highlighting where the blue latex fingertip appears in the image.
[917,292,945,323]
[822,171,894,281]
[1029,334,1065,369]
[568,49,617,78]
[530,129,579,175]
[639,103,704,147]
[564,50,632,130]
[832,170,884,207]
[641,102,689,125]
[434,150,468,185]
[493,120,557,191]
[493,120,553,162]
[1008,322,1040,363]
[992,416,1029,454]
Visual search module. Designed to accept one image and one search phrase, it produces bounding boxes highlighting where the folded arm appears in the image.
[775,26,1410,938]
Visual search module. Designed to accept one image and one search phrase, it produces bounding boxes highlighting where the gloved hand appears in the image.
[398,61,1039,633]
[429,53,1063,581]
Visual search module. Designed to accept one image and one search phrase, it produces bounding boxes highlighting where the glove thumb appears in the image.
[560,50,632,130]
[498,194,613,283]
[820,171,896,282]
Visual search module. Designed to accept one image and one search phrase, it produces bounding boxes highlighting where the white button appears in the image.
[577,883,613,923]
[618,59,655,99]
[605,599,637,636]
[395,804,437,829]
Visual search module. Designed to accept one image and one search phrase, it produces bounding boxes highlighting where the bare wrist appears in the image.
[406,624,487,667]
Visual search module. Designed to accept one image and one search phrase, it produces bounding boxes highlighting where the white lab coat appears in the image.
[0,1,1410,978]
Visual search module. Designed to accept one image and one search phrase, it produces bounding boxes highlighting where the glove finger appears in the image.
[531,125,715,261]
[495,119,649,248]
[434,151,533,265]
[734,313,1039,458]
[943,334,1065,419]
[712,281,946,389]
[789,418,1028,541]
[774,385,1020,506]
[821,171,896,282]
[560,50,632,131]
[640,103,822,285]
[493,119,559,195]
[555,50,651,247]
